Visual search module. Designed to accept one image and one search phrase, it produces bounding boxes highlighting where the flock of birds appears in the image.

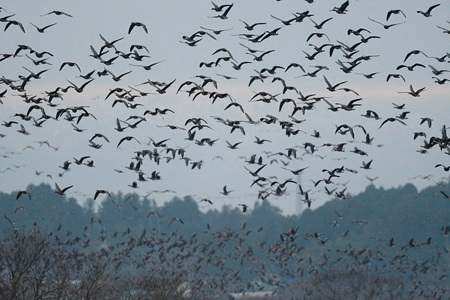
[0,0,449,297]
[1,1,448,215]
[1,2,449,209]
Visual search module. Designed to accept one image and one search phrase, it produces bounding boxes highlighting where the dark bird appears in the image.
[73,156,90,165]
[41,10,72,17]
[307,32,330,42]
[254,136,271,144]
[420,117,433,128]
[428,65,449,76]
[309,17,333,29]
[117,136,141,147]
[130,60,163,71]
[211,2,232,12]
[94,189,111,200]
[128,21,148,34]
[199,26,233,35]
[386,9,406,21]
[247,49,275,61]
[147,211,161,218]
[386,73,405,82]
[282,167,308,175]
[67,79,94,93]
[60,62,81,72]
[403,50,428,62]
[238,204,249,213]
[396,63,426,71]
[168,217,184,226]
[54,183,73,195]
[220,185,233,196]
[323,75,347,91]
[198,198,213,206]
[379,117,406,128]
[347,27,371,36]
[210,3,233,19]
[331,1,349,14]
[99,33,124,51]
[4,19,25,33]
[435,164,450,171]
[360,160,373,169]
[16,190,31,200]
[29,22,57,33]
[417,4,441,17]
[240,19,266,30]
[398,84,426,97]
[152,79,176,94]
[368,17,405,29]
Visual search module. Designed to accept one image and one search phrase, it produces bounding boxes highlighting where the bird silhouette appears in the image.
[54,183,73,195]
[417,4,441,17]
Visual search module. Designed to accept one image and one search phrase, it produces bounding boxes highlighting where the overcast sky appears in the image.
[0,1,448,215]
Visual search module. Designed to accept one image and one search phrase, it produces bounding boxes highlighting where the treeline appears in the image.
[0,181,449,298]
[1,181,448,249]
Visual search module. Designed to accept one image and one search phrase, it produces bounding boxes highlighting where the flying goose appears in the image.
[417,4,440,17]
[54,183,73,195]
[41,10,72,17]
[128,22,148,34]
[29,22,56,33]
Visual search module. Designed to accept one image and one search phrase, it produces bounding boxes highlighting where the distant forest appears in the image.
[0,181,449,299]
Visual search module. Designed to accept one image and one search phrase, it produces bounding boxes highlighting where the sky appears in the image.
[0,1,449,215]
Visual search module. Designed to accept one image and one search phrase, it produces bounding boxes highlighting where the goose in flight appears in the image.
[323,75,346,91]
[94,189,111,200]
[199,26,233,35]
[396,63,425,71]
[331,1,349,14]
[417,4,441,17]
[16,190,31,200]
[54,183,73,195]
[238,204,249,213]
[254,136,271,144]
[128,22,148,34]
[41,10,72,17]
[29,22,56,33]
[435,164,450,172]
[386,73,405,82]
[360,159,373,169]
[386,9,406,21]
[398,84,427,97]
[152,79,176,94]
[403,50,428,62]
[211,2,232,12]
[99,34,124,52]
[17,124,30,135]
[379,117,406,128]
[168,217,184,226]
[428,65,449,76]
[73,156,90,165]
[117,136,141,148]
[220,185,233,196]
[209,3,233,19]
[146,211,161,218]
[67,78,94,93]
[4,19,25,33]
[309,17,333,29]
[419,117,433,128]
[226,141,242,149]
[368,17,405,29]
[239,19,266,31]
[59,61,81,72]
[130,60,163,71]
